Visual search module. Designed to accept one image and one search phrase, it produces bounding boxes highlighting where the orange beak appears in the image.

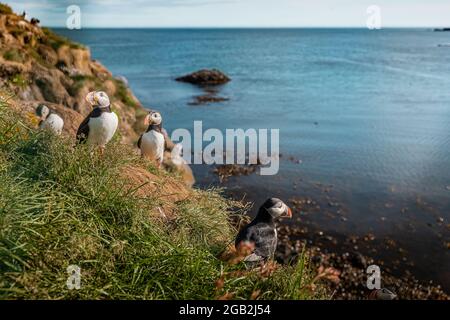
[285,207,292,218]
[144,114,151,126]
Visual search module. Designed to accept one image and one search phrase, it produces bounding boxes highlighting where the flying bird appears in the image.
[137,110,165,167]
[35,104,64,135]
[76,91,118,152]
[235,198,292,266]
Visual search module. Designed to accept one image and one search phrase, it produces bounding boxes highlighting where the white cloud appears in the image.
[6,0,450,27]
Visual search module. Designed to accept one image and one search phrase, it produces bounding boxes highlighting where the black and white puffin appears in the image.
[35,104,64,135]
[235,198,292,265]
[137,110,165,166]
[76,91,118,150]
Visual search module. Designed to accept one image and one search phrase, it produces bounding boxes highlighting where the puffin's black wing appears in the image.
[235,224,262,263]
[76,111,93,144]
[235,224,256,247]
[236,222,277,262]
[137,134,143,149]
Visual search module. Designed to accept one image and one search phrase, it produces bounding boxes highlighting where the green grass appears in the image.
[67,75,95,96]
[0,3,12,14]
[3,49,25,63]
[8,74,28,89]
[28,48,54,69]
[41,28,84,51]
[114,78,139,109]
[0,94,328,300]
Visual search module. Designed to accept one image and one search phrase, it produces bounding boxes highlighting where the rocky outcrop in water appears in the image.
[176,69,231,86]
[188,94,229,106]
[176,71,230,106]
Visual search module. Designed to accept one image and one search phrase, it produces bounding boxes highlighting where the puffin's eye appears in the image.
[273,202,283,208]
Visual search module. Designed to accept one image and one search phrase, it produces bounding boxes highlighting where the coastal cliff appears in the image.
[0,6,146,143]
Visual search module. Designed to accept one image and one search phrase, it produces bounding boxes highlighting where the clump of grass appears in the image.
[8,74,28,88]
[0,3,13,14]
[0,95,328,299]
[41,28,84,51]
[114,78,139,109]
[67,74,95,96]
[27,48,53,68]
[3,49,24,63]
[133,107,149,135]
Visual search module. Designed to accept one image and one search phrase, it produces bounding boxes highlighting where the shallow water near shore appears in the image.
[58,28,450,292]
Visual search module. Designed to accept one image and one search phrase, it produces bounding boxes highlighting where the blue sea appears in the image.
[57,28,450,290]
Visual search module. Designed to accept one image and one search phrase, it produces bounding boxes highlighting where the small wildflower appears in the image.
[258,261,278,278]
[316,266,341,284]
[218,292,234,300]
[215,276,224,290]
[250,290,261,300]
[306,283,317,292]
[225,241,255,265]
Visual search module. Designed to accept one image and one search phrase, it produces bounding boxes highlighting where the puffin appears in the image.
[166,143,195,187]
[76,91,118,151]
[235,198,292,265]
[137,110,165,167]
[35,104,64,135]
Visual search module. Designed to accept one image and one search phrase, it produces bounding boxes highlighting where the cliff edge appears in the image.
[0,6,147,143]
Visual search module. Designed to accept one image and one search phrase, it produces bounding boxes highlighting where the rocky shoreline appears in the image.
[208,162,449,300]
[275,224,449,299]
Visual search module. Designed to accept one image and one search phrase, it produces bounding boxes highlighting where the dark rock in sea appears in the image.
[176,69,231,86]
[213,163,258,182]
[434,28,450,32]
[188,94,229,106]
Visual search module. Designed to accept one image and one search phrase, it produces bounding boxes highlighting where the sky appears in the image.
[7,0,450,28]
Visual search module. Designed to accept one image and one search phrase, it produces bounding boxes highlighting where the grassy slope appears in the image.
[0,92,328,300]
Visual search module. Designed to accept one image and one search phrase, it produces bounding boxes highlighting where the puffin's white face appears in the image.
[144,111,162,126]
[86,91,110,107]
[265,198,292,219]
[95,91,110,107]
